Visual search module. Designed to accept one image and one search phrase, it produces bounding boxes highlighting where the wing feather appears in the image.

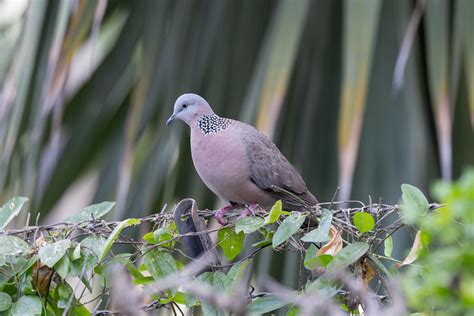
[239,123,318,209]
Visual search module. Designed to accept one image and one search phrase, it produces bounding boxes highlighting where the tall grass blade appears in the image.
[337,0,381,200]
[455,0,474,128]
[424,0,452,180]
[242,0,309,138]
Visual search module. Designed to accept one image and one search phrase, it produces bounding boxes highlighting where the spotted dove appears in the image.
[167,93,318,224]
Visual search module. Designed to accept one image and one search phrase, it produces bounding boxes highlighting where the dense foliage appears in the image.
[402,168,474,315]
[0,168,471,315]
[1,2,473,308]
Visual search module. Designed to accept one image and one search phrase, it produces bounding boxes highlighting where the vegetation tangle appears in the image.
[0,0,473,315]
[0,168,472,315]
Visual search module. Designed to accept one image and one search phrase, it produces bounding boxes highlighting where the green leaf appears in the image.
[384,236,393,257]
[304,244,317,269]
[400,184,429,224]
[57,282,74,309]
[142,232,155,244]
[13,255,37,277]
[368,254,391,277]
[287,306,299,316]
[184,292,199,308]
[143,250,178,281]
[235,216,265,234]
[197,271,227,316]
[72,244,81,260]
[0,292,12,311]
[54,254,71,279]
[108,253,132,266]
[218,227,244,260]
[224,260,250,290]
[133,276,154,285]
[70,304,91,316]
[64,201,115,224]
[80,236,106,271]
[301,209,332,243]
[306,276,341,298]
[327,242,369,271]
[304,244,333,269]
[10,295,42,315]
[126,261,144,279]
[0,197,28,230]
[353,212,375,233]
[272,212,306,248]
[172,291,186,305]
[129,218,142,225]
[151,229,167,244]
[0,236,29,256]
[198,271,227,291]
[264,200,289,224]
[153,224,176,247]
[201,298,224,315]
[81,236,105,258]
[38,239,72,267]
[249,295,287,315]
[99,218,140,262]
[70,257,90,281]
[252,239,272,248]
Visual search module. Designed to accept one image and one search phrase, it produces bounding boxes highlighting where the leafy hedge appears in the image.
[0,168,472,315]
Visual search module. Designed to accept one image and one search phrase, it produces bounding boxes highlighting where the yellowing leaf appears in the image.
[396,230,423,268]
[317,225,343,257]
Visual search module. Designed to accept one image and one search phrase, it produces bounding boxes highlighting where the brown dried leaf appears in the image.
[396,230,423,268]
[317,225,343,256]
[32,262,54,296]
[356,258,376,288]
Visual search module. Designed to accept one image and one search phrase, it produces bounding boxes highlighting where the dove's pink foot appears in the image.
[236,203,260,220]
[215,204,238,225]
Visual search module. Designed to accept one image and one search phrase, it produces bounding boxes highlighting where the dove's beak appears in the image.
[166,114,176,126]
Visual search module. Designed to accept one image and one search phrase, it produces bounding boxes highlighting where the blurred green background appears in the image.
[0,0,473,287]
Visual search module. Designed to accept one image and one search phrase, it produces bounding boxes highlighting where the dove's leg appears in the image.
[236,203,260,220]
[215,203,240,225]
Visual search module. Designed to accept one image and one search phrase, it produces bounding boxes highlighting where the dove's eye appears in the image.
[182,103,188,109]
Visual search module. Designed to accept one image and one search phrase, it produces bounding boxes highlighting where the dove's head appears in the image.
[166,93,215,126]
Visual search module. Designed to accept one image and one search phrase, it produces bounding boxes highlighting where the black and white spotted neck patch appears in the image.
[197,114,232,134]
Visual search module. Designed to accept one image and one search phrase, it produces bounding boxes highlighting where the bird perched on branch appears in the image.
[167,93,318,224]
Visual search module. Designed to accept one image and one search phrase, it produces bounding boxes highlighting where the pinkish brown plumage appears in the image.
[167,93,318,224]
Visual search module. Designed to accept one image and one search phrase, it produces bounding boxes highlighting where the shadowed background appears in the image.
[0,0,473,290]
